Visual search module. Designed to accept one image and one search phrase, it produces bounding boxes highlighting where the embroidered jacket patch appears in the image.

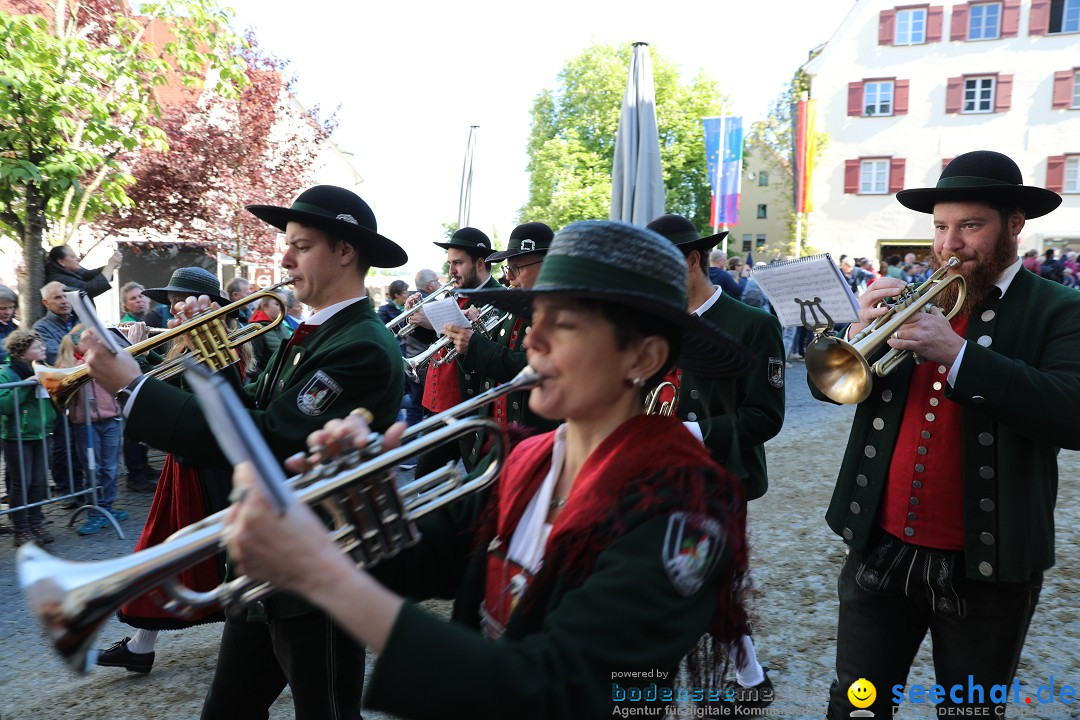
[297,370,342,416]
[662,512,725,596]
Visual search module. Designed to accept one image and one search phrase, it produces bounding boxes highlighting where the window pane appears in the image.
[864,81,895,116]
[963,77,994,112]
[756,235,767,248]
[969,3,1001,39]
[742,238,752,252]
[860,160,889,194]
[1065,0,1080,32]
[896,8,927,43]
[757,204,768,219]
[758,171,769,186]
[1066,157,1080,193]
[1073,73,1080,108]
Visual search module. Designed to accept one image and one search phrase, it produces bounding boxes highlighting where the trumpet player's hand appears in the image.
[443,323,473,356]
[284,413,408,474]
[886,306,965,367]
[227,463,403,652]
[403,292,422,310]
[123,321,148,344]
[847,277,908,339]
[168,295,219,329]
[81,328,142,395]
[463,306,481,322]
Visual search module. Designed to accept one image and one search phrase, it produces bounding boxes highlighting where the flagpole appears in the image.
[458,125,479,229]
[794,212,803,259]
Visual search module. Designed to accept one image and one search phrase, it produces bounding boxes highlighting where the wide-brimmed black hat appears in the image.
[144,267,228,307]
[646,214,728,256]
[896,150,1061,219]
[246,185,408,268]
[461,220,752,379]
[486,222,555,263]
[433,227,492,257]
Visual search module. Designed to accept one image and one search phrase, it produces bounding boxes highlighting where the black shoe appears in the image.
[723,671,774,714]
[0,523,11,535]
[96,637,154,673]
[31,527,55,544]
[126,480,157,493]
[59,500,81,510]
[13,530,34,548]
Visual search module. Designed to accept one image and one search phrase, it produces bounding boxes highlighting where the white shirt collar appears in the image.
[995,257,1022,299]
[690,284,723,317]
[304,296,366,326]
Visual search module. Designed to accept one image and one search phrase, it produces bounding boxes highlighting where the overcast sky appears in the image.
[225,0,857,276]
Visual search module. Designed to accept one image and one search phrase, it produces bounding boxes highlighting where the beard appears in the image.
[929,227,1016,317]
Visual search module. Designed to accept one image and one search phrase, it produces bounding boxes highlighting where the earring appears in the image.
[626,377,644,388]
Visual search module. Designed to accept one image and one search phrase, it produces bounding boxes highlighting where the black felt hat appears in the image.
[433,227,492,257]
[486,222,555,263]
[461,220,753,379]
[144,267,228,307]
[896,151,1062,219]
[246,185,408,268]
[646,214,728,257]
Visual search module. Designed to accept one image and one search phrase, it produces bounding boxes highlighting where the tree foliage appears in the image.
[95,33,332,271]
[0,0,247,322]
[521,44,730,232]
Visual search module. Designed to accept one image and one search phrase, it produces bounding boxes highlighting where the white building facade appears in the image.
[804,0,1080,260]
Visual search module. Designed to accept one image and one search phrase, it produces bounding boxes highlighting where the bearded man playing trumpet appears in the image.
[82,185,408,720]
[810,151,1080,719]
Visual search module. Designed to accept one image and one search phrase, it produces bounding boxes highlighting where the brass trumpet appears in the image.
[805,258,966,404]
[34,279,292,406]
[402,305,507,383]
[17,366,542,673]
[386,281,455,338]
[644,381,679,416]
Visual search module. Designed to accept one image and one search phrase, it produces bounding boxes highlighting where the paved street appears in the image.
[0,363,1077,719]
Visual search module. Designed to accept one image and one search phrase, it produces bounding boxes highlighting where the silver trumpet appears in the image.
[17,366,542,673]
[402,305,508,383]
[386,281,455,338]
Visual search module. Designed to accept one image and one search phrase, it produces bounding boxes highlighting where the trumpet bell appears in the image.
[803,336,873,405]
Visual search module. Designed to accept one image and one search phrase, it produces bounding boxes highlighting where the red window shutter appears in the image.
[942,157,955,171]
[889,158,907,193]
[946,77,964,113]
[1001,0,1020,37]
[1052,70,1076,109]
[951,4,969,40]
[1029,0,1050,35]
[894,79,911,114]
[995,74,1013,111]
[927,5,944,41]
[879,9,896,45]
[845,160,860,194]
[1046,156,1066,192]
[848,82,865,116]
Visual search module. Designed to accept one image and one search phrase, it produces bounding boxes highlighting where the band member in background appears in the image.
[811,151,1079,718]
[443,222,560,466]
[223,220,755,718]
[406,227,502,476]
[648,214,786,711]
[83,185,408,720]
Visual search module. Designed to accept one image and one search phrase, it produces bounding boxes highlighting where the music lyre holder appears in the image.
[794,296,836,335]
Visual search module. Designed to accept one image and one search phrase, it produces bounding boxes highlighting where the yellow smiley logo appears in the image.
[848,678,876,709]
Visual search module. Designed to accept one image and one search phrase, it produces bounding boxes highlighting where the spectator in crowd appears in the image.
[0,285,17,365]
[32,281,84,507]
[282,290,303,331]
[225,276,252,324]
[44,244,122,304]
[839,257,872,295]
[884,254,905,279]
[377,280,409,326]
[399,270,442,430]
[247,291,292,376]
[1021,248,1041,275]
[1040,248,1065,284]
[57,325,128,535]
[858,258,879,284]
[0,330,56,547]
[709,248,743,300]
[119,282,150,323]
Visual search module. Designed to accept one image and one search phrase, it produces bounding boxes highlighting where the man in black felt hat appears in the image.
[810,151,1080,719]
[445,222,561,466]
[647,213,785,712]
[83,184,408,720]
[404,226,503,476]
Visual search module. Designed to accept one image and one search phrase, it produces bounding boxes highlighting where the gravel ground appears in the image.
[1,362,1076,719]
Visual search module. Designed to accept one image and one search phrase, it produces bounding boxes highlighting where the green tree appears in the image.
[521,43,731,232]
[0,0,247,322]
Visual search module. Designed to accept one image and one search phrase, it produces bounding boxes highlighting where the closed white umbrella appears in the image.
[610,42,665,227]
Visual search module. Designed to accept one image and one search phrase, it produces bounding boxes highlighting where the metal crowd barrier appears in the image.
[0,377,123,541]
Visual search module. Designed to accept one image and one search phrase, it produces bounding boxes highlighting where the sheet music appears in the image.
[421,297,470,337]
[65,291,122,355]
[751,254,861,329]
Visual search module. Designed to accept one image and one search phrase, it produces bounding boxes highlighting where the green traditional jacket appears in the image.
[675,291,786,500]
[813,268,1080,582]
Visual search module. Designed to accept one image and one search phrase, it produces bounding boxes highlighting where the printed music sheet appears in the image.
[751,254,861,329]
[421,297,471,336]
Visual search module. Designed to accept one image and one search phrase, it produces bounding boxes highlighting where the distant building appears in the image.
[803,0,1080,260]
[731,143,793,261]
